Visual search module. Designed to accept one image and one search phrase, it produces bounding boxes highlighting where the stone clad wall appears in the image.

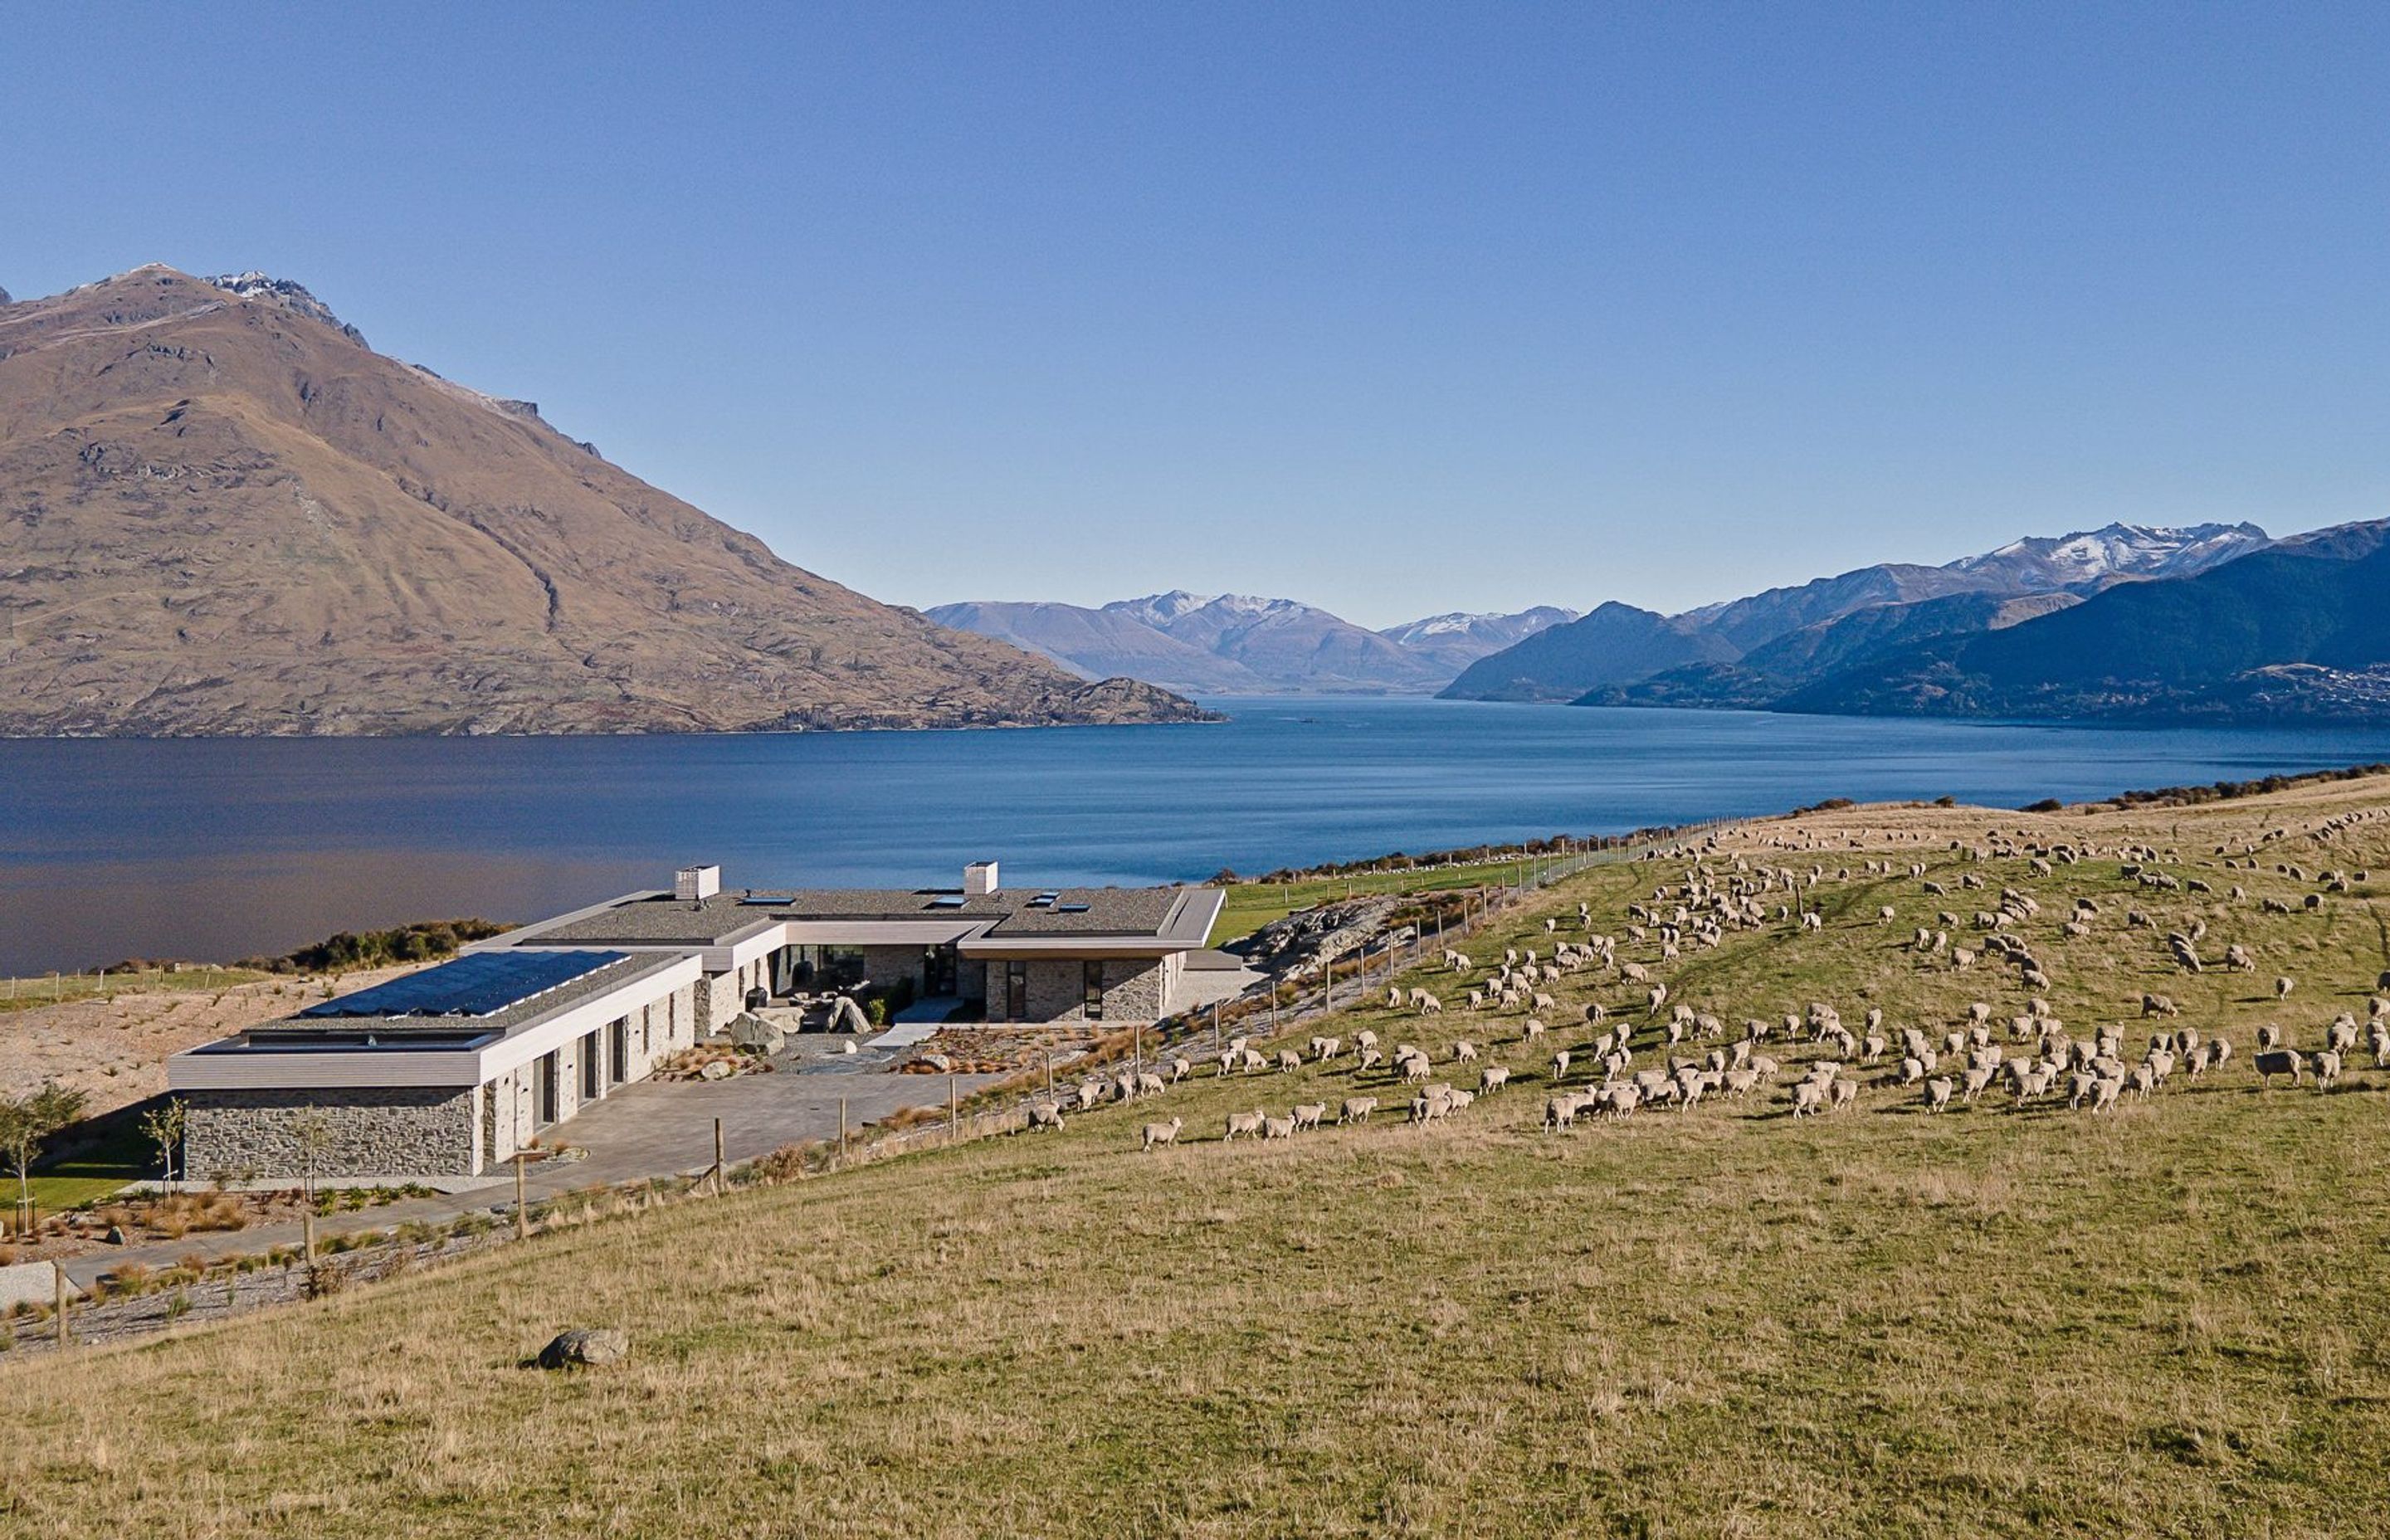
[861,946,926,996]
[1102,958,1167,1021]
[185,1086,477,1180]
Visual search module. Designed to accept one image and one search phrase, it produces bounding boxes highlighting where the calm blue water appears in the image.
[5,695,2390,973]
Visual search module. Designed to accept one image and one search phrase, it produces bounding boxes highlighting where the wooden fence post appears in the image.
[515,1153,529,1240]
[713,1117,725,1195]
[838,1098,848,1166]
[55,1264,70,1348]
[949,1074,958,1139]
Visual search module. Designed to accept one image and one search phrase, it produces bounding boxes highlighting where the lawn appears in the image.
[5,780,2390,1537]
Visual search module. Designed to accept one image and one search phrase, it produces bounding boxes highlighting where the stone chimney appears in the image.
[963,860,999,897]
[676,864,721,904]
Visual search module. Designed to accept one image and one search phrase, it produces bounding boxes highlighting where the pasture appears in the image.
[6,777,2390,1538]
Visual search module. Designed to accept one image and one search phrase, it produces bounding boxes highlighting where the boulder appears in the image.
[728,1011,784,1055]
[699,1059,733,1081]
[535,1327,629,1370]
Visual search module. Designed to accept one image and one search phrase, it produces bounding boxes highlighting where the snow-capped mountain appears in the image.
[1376,607,1580,675]
[1945,522,2270,592]
[930,592,1568,694]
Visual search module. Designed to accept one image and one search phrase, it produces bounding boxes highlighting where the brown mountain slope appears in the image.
[0,266,1202,734]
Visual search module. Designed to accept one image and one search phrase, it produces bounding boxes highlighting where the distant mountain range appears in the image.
[0,266,1202,735]
[928,593,1577,694]
[1445,521,2272,704]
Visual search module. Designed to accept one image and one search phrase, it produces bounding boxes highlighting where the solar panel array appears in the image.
[299,950,628,1019]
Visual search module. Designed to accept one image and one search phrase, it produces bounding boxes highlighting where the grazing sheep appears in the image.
[2314,1050,2344,1091]
[1480,1065,1510,1094]
[1453,1040,1480,1064]
[1829,1078,1860,1112]
[1309,1036,1339,1061]
[1356,1047,1385,1074]
[2275,976,2295,1001]
[1354,1030,1379,1053]
[1223,1109,1266,1141]
[1924,1077,1954,1113]
[1791,1079,1827,1117]
[1262,1115,1297,1140]
[1387,987,1404,1011]
[1339,1097,1378,1124]
[1027,1101,1066,1133]
[1277,1049,1302,1074]
[1241,1048,1268,1074]
[1291,1102,1328,1131]
[2141,993,2178,1018]
[1167,1055,1193,1084]
[2253,1049,2305,1088]
[1402,1055,1433,1085]
[1141,1117,1184,1151]
[1136,1071,1167,1098]
[2256,1024,2282,1051]
[1522,1017,1548,1045]
[1551,1049,1573,1081]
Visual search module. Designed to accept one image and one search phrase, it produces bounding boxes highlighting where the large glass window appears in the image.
[796,945,867,989]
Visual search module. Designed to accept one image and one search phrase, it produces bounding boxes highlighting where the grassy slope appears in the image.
[8,782,2390,1537]
[1208,856,1552,944]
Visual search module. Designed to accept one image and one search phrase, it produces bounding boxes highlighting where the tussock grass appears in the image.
[8,779,2390,1535]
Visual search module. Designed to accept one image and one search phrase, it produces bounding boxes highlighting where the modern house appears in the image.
[167,863,1223,1179]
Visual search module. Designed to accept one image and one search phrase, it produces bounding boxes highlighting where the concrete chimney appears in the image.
[676,864,721,904]
[963,860,999,897]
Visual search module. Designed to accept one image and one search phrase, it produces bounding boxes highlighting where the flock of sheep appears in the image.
[1013,802,2390,1153]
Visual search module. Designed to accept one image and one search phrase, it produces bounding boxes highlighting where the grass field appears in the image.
[7,779,2390,1536]
[1207,854,1578,943]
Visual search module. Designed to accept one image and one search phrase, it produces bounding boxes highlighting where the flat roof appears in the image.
[220,952,686,1045]
[514,884,1217,948]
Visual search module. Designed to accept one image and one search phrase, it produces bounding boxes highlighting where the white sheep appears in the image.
[1140,1117,1183,1151]
[1339,1097,1378,1124]
[1223,1109,1266,1141]
[1291,1102,1328,1131]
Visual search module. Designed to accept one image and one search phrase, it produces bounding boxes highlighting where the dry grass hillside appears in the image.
[0,266,1201,734]
[9,776,2390,1536]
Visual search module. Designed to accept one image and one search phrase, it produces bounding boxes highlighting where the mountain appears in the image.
[0,266,1203,736]
[934,590,1500,694]
[1788,519,2390,721]
[923,601,1271,694]
[1443,522,2270,704]
[1373,607,1578,676]
[1581,591,2081,709]
[1440,602,1739,702]
[1103,592,1451,692]
[1947,521,2270,592]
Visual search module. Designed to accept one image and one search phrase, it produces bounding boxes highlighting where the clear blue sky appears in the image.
[6,3,2386,627]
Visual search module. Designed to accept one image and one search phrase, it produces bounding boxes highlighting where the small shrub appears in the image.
[163,1289,192,1322]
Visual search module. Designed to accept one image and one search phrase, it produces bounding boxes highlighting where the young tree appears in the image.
[0,1082,90,1233]
[139,1097,188,1196]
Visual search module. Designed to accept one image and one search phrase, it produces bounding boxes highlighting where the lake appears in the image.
[6,696,2390,975]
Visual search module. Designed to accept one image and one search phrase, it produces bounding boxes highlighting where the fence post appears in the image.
[515,1153,529,1239]
[949,1074,958,1140]
[713,1117,725,1195]
[838,1098,848,1165]
[55,1264,70,1347]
